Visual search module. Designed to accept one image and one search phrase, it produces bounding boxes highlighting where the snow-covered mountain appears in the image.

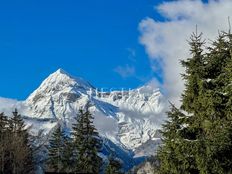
[0,69,167,168]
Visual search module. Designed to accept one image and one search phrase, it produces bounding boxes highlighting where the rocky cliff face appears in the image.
[0,69,167,167]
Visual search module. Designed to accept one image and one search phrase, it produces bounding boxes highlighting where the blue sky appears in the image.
[0,0,168,100]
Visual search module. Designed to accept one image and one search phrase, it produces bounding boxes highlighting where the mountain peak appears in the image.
[26,69,94,105]
[51,68,72,79]
[46,68,94,90]
[54,68,70,76]
[56,68,65,73]
[20,69,165,156]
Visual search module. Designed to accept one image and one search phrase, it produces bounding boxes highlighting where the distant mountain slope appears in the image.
[0,68,167,168]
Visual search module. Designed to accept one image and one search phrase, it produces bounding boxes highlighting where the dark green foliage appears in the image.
[72,104,103,174]
[158,104,199,174]
[105,156,123,174]
[158,31,232,174]
[0,112,9,174]
[10,109,34,174]
[47,124,72,173]
[62,135,75,173]
[46,104,103,173]
[0,109,34,174]
[72,109,85,172]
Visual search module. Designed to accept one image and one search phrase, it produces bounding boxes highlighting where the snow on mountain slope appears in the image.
[98,85,166,149]
[25,69,94,119]
[98,85,163,114]
[0,69,167,157]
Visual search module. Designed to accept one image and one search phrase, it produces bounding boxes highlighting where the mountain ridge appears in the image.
[0,69,166,167]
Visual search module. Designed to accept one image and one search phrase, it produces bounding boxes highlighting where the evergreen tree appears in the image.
[158,30,232,174]
[158,104,199,174]
[62,135,75,173]
[7,109,34,174]
[0,112,8,173]
[72,103,103,174]
[158,32,205,174]
[0,113,7,134]
[180,31,207,174]
[72,109,85,172]
[47,124,67,173]
[197,32,232,173]
[105,156,123,174]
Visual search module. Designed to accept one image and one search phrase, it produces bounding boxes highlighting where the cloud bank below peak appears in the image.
[0,97,26,115]
[139,0,232,106]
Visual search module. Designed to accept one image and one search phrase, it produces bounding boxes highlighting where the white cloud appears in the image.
[127,48,136,62]
[93,111,118,142]
[139,0,232,106]
[0,97,25,116]
[146,78,163,90]
[114,64,136,78]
